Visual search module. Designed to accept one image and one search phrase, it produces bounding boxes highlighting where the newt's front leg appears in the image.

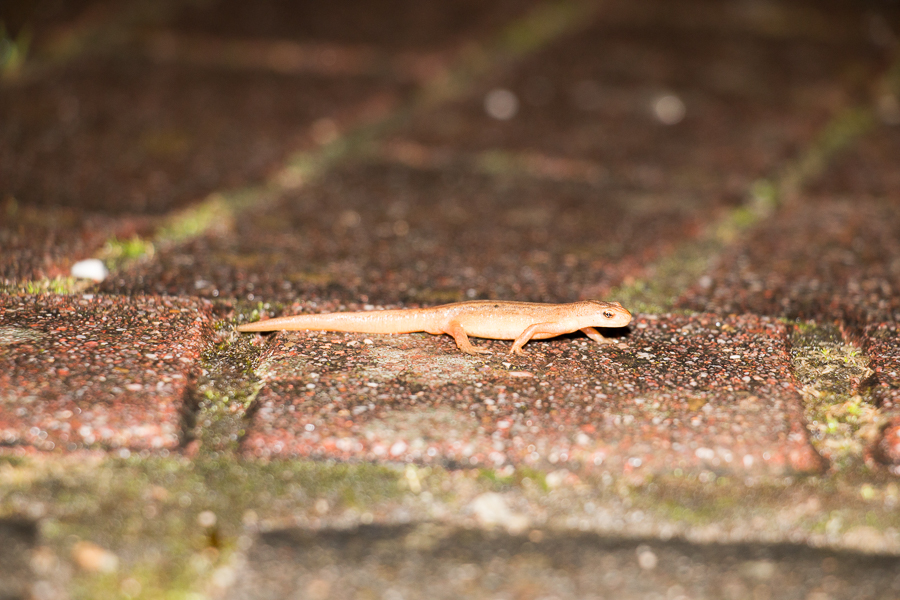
[580,326,613,345]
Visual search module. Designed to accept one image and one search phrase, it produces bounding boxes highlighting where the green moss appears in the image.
[0,276,82,295]
[185,319,273,455]
[410,289,467,305]
[779,107,875,201]
[5,455,900,598]
[631,473,900,536]
[0,455,29,468]
[231,300,289,329]
[0,22,30,79]
[606,238,718,315]
[475,150,519,177]
[157,194,236,244]
[478,466,547,491]
[749,179,778,213]
[790,324,882,469]
[101,236,155,269]
[1,456,404,599]
[498,0,597,56]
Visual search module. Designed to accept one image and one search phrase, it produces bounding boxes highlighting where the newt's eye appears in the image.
[603,310,614,319]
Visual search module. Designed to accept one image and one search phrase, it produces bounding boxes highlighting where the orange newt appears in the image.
[237,300,632,355]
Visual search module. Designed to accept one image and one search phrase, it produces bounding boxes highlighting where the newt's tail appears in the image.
[236,308,434,334]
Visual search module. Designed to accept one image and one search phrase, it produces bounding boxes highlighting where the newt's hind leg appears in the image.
[510,321,570,354]
[444,321,491,355]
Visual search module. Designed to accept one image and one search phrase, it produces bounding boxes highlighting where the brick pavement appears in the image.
[0,294,212,452]
[2,0,900,597]
[243,313,823,476]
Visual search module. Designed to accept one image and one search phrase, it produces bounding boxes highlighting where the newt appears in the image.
[237,300,632,355]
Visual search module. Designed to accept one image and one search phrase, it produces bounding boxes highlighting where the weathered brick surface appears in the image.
[1,58,406,215]
[677,197,900,327]
[0,205,153,283]
[0,295,212,452]
[101,161,715,303]
[389,0,890,197]
[0,6,415,283]
[676,120,900,463]
[677,128,900,411]
[243,313,822,475]
[169,0,540,51]
[864,322,900,410]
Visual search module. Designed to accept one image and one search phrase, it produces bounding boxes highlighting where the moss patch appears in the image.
[187,325,267,456]
[0,455,404,599]
[0,22,30,79]
[0,276,84,295]
[790,323,882,471]
[101,236,156,270]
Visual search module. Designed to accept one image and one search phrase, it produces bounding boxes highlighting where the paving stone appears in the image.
[863,322,900,410]
[677,121,900,465]
[0,518,38,600]
[168,0,540,51]
[0,54,407,282]
[3,0,900,596]
[387,0,892,199]
[0,294,213,452]
[0,201,153,284]
[242,312,822,476]
[874,417,900,471]
[865,321,900,470]
[99,2,900,306]
[1,57,407,214]
[675,195,900,471]
[0,0,102,42]
[223,524,900,600]
[591,0,898,43]
[676,127,900,400]
[806,124,900,198]
[677,196,900,326]
[101,159,717,304]
[674,117,900,322]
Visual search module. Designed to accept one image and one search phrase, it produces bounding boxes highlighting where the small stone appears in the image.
[70,259,109,282]
[72,541,119,573]
[636,545,658,570]
[484,88,519,120]
[197,510,217,528]
[652,94,686,125]
[470,492,529,533]
[545,469,569,489]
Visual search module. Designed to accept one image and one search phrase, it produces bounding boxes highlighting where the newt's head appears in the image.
[576,300,633,329]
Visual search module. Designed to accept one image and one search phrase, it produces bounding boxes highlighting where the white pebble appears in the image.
[653,94,686,125]
[636,545,658,570]
[71,259,108,282]
[484,89,519,120]
[470,492,529,533]
[197,510,217,528]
